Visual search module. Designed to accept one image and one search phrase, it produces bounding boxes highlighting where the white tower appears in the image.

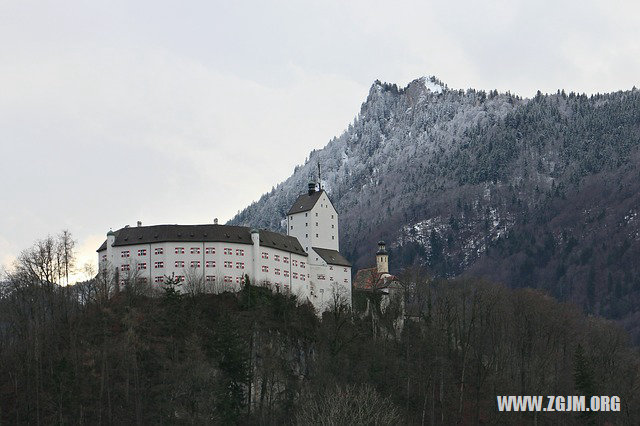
[376,241,389,274]
[286,182,339,256]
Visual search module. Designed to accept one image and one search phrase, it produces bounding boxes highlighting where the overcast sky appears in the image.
[1,0,639,279]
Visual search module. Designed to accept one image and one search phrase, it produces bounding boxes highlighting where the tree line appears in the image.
[1,234,639,424]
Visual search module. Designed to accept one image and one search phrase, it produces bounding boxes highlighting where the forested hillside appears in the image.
[229,77,640,340]
[1,269,638,424]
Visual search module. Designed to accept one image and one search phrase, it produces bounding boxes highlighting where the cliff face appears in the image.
[229,77,640,339]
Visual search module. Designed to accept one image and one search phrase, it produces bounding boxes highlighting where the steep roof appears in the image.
[353,267,401,291]
[287,190,325,215]
[311,247,352,267]
[96,224,307,256]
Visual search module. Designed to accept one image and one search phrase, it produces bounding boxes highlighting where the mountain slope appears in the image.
[229,77,640,340]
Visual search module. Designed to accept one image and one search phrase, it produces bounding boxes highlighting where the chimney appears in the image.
[137,220,142,227]
[308,182,316,195]
[376,241,389,274]
[214,218,219,225]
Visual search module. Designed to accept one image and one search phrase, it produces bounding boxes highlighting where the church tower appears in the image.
[376,241,389,273]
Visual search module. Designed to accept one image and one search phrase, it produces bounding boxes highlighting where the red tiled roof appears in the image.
[353,267,400,291]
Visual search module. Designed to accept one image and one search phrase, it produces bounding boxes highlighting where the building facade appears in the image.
[97,184,351,311]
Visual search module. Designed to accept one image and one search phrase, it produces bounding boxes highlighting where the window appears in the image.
[235,248,244,256]
[315,234,318,238]
[175,247,185,254]
[206,261,216,268]
[236,276,242,283]
[121,264,130,271]
[315,222,318,226]
[283,270,289,277]
[305,234,308,238]
[224,276,232,283]
[344,278,348,283]
[176,275,185,282]
[300,274,305,282]
[290,225,293,229]
[331,224,334,229]
[154,276,164,283]
[293,272,298,279]
[305,222,308,227]
[343,268,348,273]
[315,212,318,217]
[205,247,215,254]
[292,259,298,267]
[329,266,333,270]
[205,275,216,282]
[190,247,201,254]
[137,249,147,256]
[274,254,280,262]
[331,214,334,219]
[121,251,130,258]
[224,247,233,255]
[236,262,244,269]
[300,262,305,269]
[283,256,289,264]
[155,261,164,268]
[101,254,107,261]
[155,248,163,255]
[224,261,233,268]
[332,236,335,240]
[261,252,269,259]
[305,213,308,217]
[275,268,281,275]
[317,274,325,280]
[137,263,147,270]
[175,260,185,268]
[329,277,334,282]
[190,260,200,268]
[261,265,269,272]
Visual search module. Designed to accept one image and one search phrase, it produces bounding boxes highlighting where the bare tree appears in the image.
[183,267,206,296]
[58,230,76,286]
[296,384,402,425]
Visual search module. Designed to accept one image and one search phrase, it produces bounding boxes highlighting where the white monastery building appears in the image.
[97,183,352,312]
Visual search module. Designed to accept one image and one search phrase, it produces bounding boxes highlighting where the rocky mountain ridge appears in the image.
[229,77,640,340]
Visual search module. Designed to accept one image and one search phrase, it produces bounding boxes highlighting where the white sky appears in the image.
[1,0,639,280]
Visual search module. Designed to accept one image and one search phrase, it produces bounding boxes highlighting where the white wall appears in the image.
[98,205,351,312]
[287,191,339,256]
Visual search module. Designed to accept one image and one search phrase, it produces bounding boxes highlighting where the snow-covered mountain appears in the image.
[229,77,640,340]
